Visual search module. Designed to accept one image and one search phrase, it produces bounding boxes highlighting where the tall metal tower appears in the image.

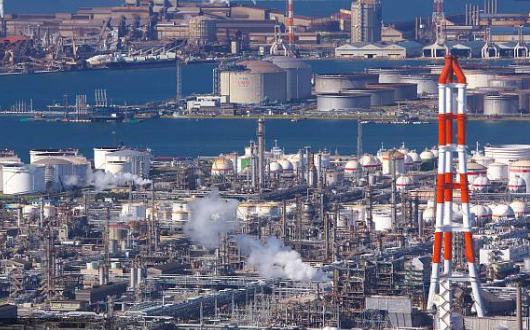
[286,0,295,51]
[432,0,445,26]
[426,56,486,330]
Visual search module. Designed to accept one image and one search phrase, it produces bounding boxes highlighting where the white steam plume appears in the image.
[184,191,239,249]
[65,168,151,191]
[238,235,326,282]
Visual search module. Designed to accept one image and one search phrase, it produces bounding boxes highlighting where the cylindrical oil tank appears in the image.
[32,158,75,188]
[489,76,525,90]
[365,83,418,100]
[366,67,429,84]
[314,74,378,94]
[105,160,132,176]
[506,90,530,114]
[343,88,395,106]
[485,145,530,164]
[399,74,438,95]
[466,92,485,114]
[94,147,119,170]
[2,164,45,195]
[316,93,371,111]
[465,70,505,89]
[483,94,519,116]
[265,56,312,101]
[220,61,287,105]
[29,148,78,164]
[509,160,530,193]
[372,209,393,232]
[188,16,216,42]
[105,149,151,178]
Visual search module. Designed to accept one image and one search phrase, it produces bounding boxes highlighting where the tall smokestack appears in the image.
[0,0,4,19]
[287,0,294,49]
[257,119,265,190]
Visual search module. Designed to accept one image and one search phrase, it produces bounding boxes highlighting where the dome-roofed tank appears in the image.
[472,176,491,192]
[407,150,421,168]
[382,150,405,175]
[422,207,434,223]
[508,175,526,193]
[471,204,492,225]
[509,160,530,193]
[509,200,529,218]
[472,151,494,167]
[492,204,515,221]
[344,159,361,176]
[420,149,436,171]
[396,175,414,191]
[359,154,381,172]
[280,159,294,174]
[268,161,283,174]
[211,156,234,177]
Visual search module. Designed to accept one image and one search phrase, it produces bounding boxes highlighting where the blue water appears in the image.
[0,117,528,162]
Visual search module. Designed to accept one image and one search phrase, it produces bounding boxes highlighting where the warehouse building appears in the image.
[335,41,422,59]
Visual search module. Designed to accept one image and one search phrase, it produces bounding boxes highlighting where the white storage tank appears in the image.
[509,160,530,193]
[211,156,234,177]
[29,148,78,164]
[372,209,393,232]
[316,93,372,111]
[492,204,515,221]
[465,70,503,89]
[472,176,491,192]
[483,94,519,116]
[94,147,120,170]
[487,162,508,181]
[265,56,312,101]
[280,159,294,176]
[382,150,405,175]
[2,164,45,195]
[104,160,132,176]
[220,60,287,105]
[508,175,526,193]
[509,200,529,218]
[105,149,151,178]
[32,158,75,189]
[344,159,361,176]
[365,83,418,100]
[422,207,434,223]
[420,149,436,171]
[343,88,395,106]
[314,73,378,94]
[472,151,494,168]
[359,154,381,172]
[485,144,530,164]
[396,175,414,191]
[464,161,487,185]
[399,74,438,95]
[471,204,492,225]
[121,203,146,220]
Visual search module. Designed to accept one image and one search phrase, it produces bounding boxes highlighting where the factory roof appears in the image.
[264,56,311,69]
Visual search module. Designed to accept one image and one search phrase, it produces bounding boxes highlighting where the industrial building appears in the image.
[350,0,382,43]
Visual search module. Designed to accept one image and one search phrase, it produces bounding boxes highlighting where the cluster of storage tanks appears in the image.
[210,142,437,192]
[0,147,151,195]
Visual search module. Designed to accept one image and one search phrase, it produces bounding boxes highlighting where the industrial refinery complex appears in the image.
[4,0,530,330]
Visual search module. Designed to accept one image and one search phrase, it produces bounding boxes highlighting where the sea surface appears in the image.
[4,0,530,21]
[0,117,529,162]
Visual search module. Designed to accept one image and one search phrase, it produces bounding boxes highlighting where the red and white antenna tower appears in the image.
[426,56,486,330]
[287,0,295,53]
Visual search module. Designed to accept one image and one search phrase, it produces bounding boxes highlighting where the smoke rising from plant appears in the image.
[65,168,151,191]
[238,235,326,282]
[184,191,239,249]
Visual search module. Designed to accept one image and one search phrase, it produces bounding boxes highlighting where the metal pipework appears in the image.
[257,119,265,190]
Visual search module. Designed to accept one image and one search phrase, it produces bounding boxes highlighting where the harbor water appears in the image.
[0,117,529,162]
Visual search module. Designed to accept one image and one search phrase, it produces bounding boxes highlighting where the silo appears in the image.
[400,74,438,95]
[188,16,217,42]
[483,94,519,116]
[220,61,287,105]
[343,88,395,106]
[316,93,371,111]
[265,56,312,101]
[366,83,418,100]
[314,74,378,94]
